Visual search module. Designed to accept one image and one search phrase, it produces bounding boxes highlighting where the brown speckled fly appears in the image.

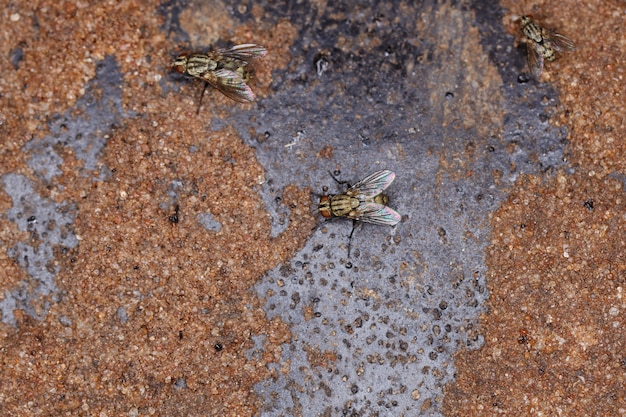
[173,44,267,110]
[520,16,575,77]
[319,170,402,256]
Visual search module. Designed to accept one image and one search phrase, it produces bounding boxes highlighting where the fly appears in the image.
[520,16,575,77]
[318,169,402,256]
[172,44,267,111]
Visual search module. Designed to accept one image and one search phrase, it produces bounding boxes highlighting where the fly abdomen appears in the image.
[373,194,389,206]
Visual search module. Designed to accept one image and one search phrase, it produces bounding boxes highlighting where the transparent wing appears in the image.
[527,43,544,77]
[354,202,402,226]
[348,170,396,199]
[217,44,267,61]
[201,69,256,103]
[548,32,575,52]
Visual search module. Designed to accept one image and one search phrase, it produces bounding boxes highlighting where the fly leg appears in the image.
[347,220,361,258]
[328,170,351,189]
[196,83,208,114]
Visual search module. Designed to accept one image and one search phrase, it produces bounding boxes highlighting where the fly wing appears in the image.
[548,32,575,52]
[218,44,268,61]
[355,202,401,226]
[348,170,396,199]
[201,69,256,103]
[527,42,544,77]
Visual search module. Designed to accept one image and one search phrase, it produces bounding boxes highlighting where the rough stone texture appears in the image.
[0,1,313,415]
[443,1,626,416]
[0,0,623,416]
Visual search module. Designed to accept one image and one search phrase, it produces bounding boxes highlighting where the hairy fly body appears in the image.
[520,16,575,77]
[173,44,267,109]
[318,169,401,256]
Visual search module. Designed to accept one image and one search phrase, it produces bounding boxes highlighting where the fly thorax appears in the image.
[522,18,543,43]
[329,194,360,217]
[185,55,215,76]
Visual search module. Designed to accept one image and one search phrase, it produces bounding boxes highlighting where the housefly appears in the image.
[172,44,267,110]
[520,16,575,77]
[318,169,401,256]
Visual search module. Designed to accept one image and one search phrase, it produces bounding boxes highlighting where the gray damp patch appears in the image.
[24,55,125,182]
[1,174,78,325]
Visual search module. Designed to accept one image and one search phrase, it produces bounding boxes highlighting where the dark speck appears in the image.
[314,52,330,76]
[517,73,530,83]
[168,205,180,224]
[10,46,24,70]
[173,378,187,390]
